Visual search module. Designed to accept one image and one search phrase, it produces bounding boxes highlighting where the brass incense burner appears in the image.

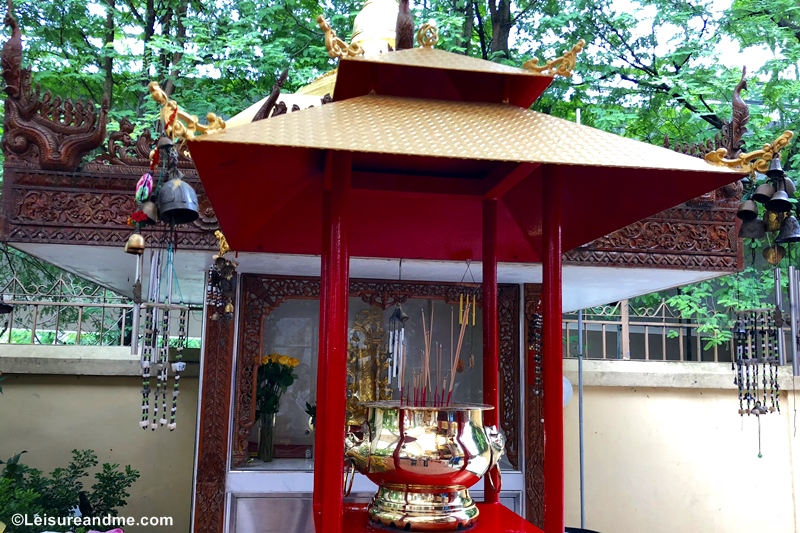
[345,401,505,531]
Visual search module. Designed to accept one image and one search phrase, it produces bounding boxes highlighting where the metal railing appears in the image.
[0,275,202,347]
[562,299,745,363]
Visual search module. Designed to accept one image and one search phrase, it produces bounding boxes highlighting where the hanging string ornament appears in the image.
[732,308,782,456]
[733,308,781,416]
[169,309,188,430]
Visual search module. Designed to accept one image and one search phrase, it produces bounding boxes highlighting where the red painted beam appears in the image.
[314,151,352,533]
[542,169,564,533]
[483,162,540,200]
[482,198,500,504]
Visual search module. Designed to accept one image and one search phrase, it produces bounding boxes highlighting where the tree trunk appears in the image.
[463,0,474,55]
[487,0,511,58]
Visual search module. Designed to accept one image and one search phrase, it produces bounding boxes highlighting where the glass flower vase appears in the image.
[258,412,276,462]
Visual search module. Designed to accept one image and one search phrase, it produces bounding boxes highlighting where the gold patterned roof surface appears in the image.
[340,46,549,77]
[191,94,740,174]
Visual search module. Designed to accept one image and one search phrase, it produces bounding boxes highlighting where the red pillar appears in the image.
[482,198,500,504]
[313,151,351,533]
[312,156,331,528]
[542,168,564,533]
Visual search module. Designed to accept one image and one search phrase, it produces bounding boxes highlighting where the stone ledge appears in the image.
[563,359,800,390]
[0,345,199,377]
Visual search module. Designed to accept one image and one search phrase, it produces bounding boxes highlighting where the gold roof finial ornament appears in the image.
[351,0,398,54]
[317,16,364,59]
[416,20,439,49]
[705,130,794,174]
[522,39,586,77]
[148,81,226,145]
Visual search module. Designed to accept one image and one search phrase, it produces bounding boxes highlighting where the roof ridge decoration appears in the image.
[522,39,586,77]
[1,4,109,171]
[705,130,794,174]
[415,21,439,49]
[147,81,226,151]
[317,16,365,59]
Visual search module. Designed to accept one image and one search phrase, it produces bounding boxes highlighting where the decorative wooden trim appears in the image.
[523,283,544,528]
[232,275,518,469]
[194,277,237,533]
[498,284,520,469]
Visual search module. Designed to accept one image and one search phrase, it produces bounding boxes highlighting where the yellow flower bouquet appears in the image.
[257,353,300,416]
[256,353,300,462]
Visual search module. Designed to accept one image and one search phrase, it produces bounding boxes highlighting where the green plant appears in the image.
[0,450,140,533]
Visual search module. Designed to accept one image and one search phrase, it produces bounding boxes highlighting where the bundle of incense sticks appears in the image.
[399,302,471,407]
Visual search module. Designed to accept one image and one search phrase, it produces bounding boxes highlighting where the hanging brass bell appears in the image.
[784,177,796,196]
[140,200,159,225]
[157,136,174,150]
[124,232,146,255]
[763,244,786,266]
[776,215,800,243]
[764,210,786,232]
[766,189,792,213]
[766,155,785,179]
[157,174,200,225]
[738,218,766,239]
[751,183,775,204]
[736,200,758,221]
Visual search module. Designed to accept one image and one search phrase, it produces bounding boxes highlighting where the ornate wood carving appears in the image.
[194,276,237,533]
[523,284,544,528]
[497,284,520,469]
[1,168,218,249]
[1,11,108,172]
[564,200,740,271]
[233,275,518,469]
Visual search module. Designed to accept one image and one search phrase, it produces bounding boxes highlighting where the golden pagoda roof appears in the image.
[191,93,739,174]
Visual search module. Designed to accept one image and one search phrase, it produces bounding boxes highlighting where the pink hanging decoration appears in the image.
[136,172,154,203]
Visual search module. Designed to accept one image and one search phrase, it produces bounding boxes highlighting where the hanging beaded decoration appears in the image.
[169,309,188,430]
[140,302,154,429]
[733,309,781,427]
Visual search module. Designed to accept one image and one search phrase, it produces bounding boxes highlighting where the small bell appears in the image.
[765,189,792,213]
[764,210,786,232]
[736,200,758,221]
[776,215,800,243]
[784,177,797,196]
[124,233,146,255]
[157,174,200,225]
[140,200,159,225]
[157,136,174,150]
[766,155,785,179]
[763,244,786,266]
[224,302,235,314]
[751,183,775,204]
[390,303,409,323]
[738,218,766,239]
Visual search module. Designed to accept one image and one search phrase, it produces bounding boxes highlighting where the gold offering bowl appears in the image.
[345,401,505,531]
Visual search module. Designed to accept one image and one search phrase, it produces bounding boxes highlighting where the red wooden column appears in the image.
[313,151,351,533]
[542,168,564,533]
[482,198,501,504]
[313,155,332,528]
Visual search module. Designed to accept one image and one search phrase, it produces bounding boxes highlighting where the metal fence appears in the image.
[563,299,743,362]
[0,275,202,347]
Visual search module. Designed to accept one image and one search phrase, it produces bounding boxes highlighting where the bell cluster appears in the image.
[124,136,202,256]
[737,154,798,265]
[207,256,237,321]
